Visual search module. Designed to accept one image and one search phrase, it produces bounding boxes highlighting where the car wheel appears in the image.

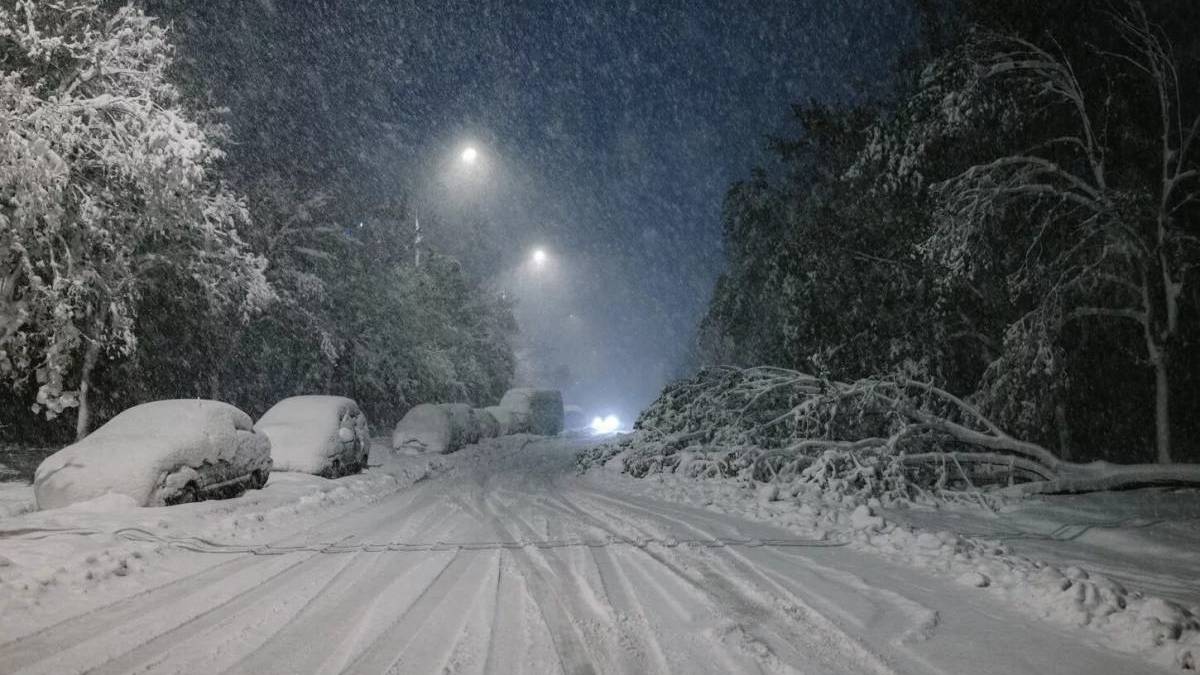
[168,482,199,506]
[251,469,267,489]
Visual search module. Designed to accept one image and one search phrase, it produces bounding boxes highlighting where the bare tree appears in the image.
[935,2,1199,463]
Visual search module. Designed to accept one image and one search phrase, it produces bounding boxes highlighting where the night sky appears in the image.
[151,0,917,420]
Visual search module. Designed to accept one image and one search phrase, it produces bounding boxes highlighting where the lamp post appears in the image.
[414,143,484,267]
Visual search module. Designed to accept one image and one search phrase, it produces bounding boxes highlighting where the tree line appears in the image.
[698,0,1200,464]
[0,0,516,443]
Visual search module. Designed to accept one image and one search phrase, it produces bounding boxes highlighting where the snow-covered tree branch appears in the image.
[931,1,1199,463]
[0,0,269,438]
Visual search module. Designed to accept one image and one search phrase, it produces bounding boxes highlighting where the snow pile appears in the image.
[34,400,272,509]
[255,395,370,476]
[0,482,36,518]
[499,388,564,436]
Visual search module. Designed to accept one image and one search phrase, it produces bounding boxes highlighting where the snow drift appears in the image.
[34,400,272,509]
[255,395,370,477]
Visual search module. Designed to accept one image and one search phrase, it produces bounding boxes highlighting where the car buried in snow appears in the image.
[33,400,273,510]
[255,395,371,477]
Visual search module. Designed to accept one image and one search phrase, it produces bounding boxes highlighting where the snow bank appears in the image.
[0,482,35,518]
[392,403,453,455]
[255,395,370,476]
[34,400,272,509]
[498,388,564,436]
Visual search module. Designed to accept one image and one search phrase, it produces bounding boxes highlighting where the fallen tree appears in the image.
[582,367,1200,500]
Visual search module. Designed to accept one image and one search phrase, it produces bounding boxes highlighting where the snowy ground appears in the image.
[0,435,1193,674]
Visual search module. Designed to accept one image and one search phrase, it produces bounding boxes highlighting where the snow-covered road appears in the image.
[1,438,1164,674]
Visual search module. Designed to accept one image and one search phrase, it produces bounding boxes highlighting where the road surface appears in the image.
[0,438,1160,674]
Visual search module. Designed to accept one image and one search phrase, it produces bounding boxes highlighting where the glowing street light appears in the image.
[532,248,548,266]
[460,145,479,165]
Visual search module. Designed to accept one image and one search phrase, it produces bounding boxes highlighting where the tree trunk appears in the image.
[208,371,221,401]
[75,336,103,442]
[1153,353,1171,464]
[1054,402,1072,462]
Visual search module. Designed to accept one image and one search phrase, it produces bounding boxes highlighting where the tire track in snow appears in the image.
[483,553,566,675]
[512,486,790,674]
[89,550,363,675]
[478,489,611,675]
[575,479,1169,675]
[7,547,324,672]
[221,507,467,674]
[562,488,902,675]
[0,483,453,675]
[413,549,501,675]
[273,480,507,675]
[0,475,445,662]
[334,549,494,674]
[576,486,939,645]
[542,491,812,674]
[517,487,762,674]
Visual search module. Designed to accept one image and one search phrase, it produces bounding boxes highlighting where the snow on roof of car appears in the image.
[34,400,262,508]
[255,396,364,474]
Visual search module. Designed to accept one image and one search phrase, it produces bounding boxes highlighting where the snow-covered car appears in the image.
[475,407,501,438]
[393,403,454,455]
[563,404,586,431]
[393,403,487,455]
[440,403,480,447]
[499,388,565,436]
[33,400,272,510]
[255,395,370,477]
[483,405,516,435]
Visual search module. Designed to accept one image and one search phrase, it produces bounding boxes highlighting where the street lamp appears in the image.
[532,248,548,266]
[415,142,486,267]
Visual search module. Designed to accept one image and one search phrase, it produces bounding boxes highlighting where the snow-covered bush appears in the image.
[34,400,272,509]
[254,395,369,477]
[499,388,564,436]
